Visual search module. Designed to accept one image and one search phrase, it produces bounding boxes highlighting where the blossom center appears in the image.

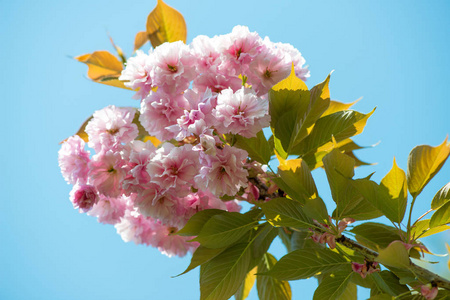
[167,64,178,72]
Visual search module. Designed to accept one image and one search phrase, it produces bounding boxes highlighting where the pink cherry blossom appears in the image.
[213,87,270,138]
[58,135,90,185]
[69,183,99,212]
[88,150,126,197]
[119,50,154,100]
[115,209,155,245]
[88,194,128,225]
[195,146,249,197]
[85,105,139,152]
[151,221,198,257]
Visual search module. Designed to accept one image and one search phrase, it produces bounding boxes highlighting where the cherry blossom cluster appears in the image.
[59,25,309,257]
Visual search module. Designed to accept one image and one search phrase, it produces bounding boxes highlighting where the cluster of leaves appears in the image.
[174,69,450,300]
[69,1,450,299]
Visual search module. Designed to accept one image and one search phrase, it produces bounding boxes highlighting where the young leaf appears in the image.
[257,253,292,300]
[261,248,349,281]
[323,150,382,220]
[175,246,226,277]
[322,99,359,117]
[407,137,450,198]
[375,241,410,269]
[176,209,226,236]
[200,243,252,300]
[429,201,450,228]
[74,51,130,89]
[273,156,318,203]
[232,130,272,164]
[313,271,354,300]
[295,108,375,156]
[380,158,408,223]
[351,222,403,250]
[146,0,187,48]
[410,219,450,240]
[431,182,450,210]
[339,282,357,300]
[234,266,257,300]
[259,197,314,229]
[192,212,257,249]
[134,31,149,51]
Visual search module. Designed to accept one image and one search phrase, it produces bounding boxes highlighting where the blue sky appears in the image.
[1,0,449,299]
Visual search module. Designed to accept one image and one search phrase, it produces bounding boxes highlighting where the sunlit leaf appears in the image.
[134,31,149,51]
[376,241,410,268]
[430,201,450,228]
[431,182,450,210]
[192,212,257,248]
[175,246,226,277]
[146,0,187,48]
[380,158,408,223]
[108,34,126,64]
[60,114,93,143]
[410,219,450,240]
[234,266,257,300]
[74,50,130,89]
[322,99,360,117]
[261,248,349,281]
[407,137,450,198]
[177,209,226,236]
[273,155,317,203]
[259,197,314,229]
[313,270,354,300]
[323,149,382,220]
[257,253,292,300]
[295,108,375,156]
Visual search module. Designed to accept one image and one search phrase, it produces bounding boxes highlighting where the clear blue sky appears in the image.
[1,0,449,299]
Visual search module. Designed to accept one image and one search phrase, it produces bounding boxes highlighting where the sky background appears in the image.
[1,0,449,299]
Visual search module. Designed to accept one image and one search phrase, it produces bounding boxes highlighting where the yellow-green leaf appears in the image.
[431,182,450,210]
[146,0,187,48]
[376,241,410,268]
[429,201,450,228]
[322,99,360,117]
[313,271,354,300]
[407,137,450,198]
[410,219,450,240]
[257,253,292,300]
[75,50,130,89]
[234,266,257,300]
[134,31,149,51]
[380,158,408,223]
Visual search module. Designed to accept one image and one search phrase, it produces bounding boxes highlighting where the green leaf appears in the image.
[407,137,450,198]
[323,149,382,220]
[410,219,450,239]
[175,246,226,277]
[350,179,399,223]
[261,248,349,281]
[234,266,257,300]
[250,224,278,264]
[295,108,375,156]
[338,282,357,300]
[287,74,331,153]
[146,0,187,48]
[177,209,226,236]
[430,201,450,228]
[303,196,329,224]
[259,198,314,229]
[273,156,318,203]
[313,271,354,300]
[269,67,310,158]
[370,271,409,297]
[380,158,408,223]
[257,253,292,300]
[232,130,272,164]
[367,294,394,300]
[192,212,257,249]
[431,182,450,210]
[200,243,252,300]
[376,241,410,269]
[351,222,403,250]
